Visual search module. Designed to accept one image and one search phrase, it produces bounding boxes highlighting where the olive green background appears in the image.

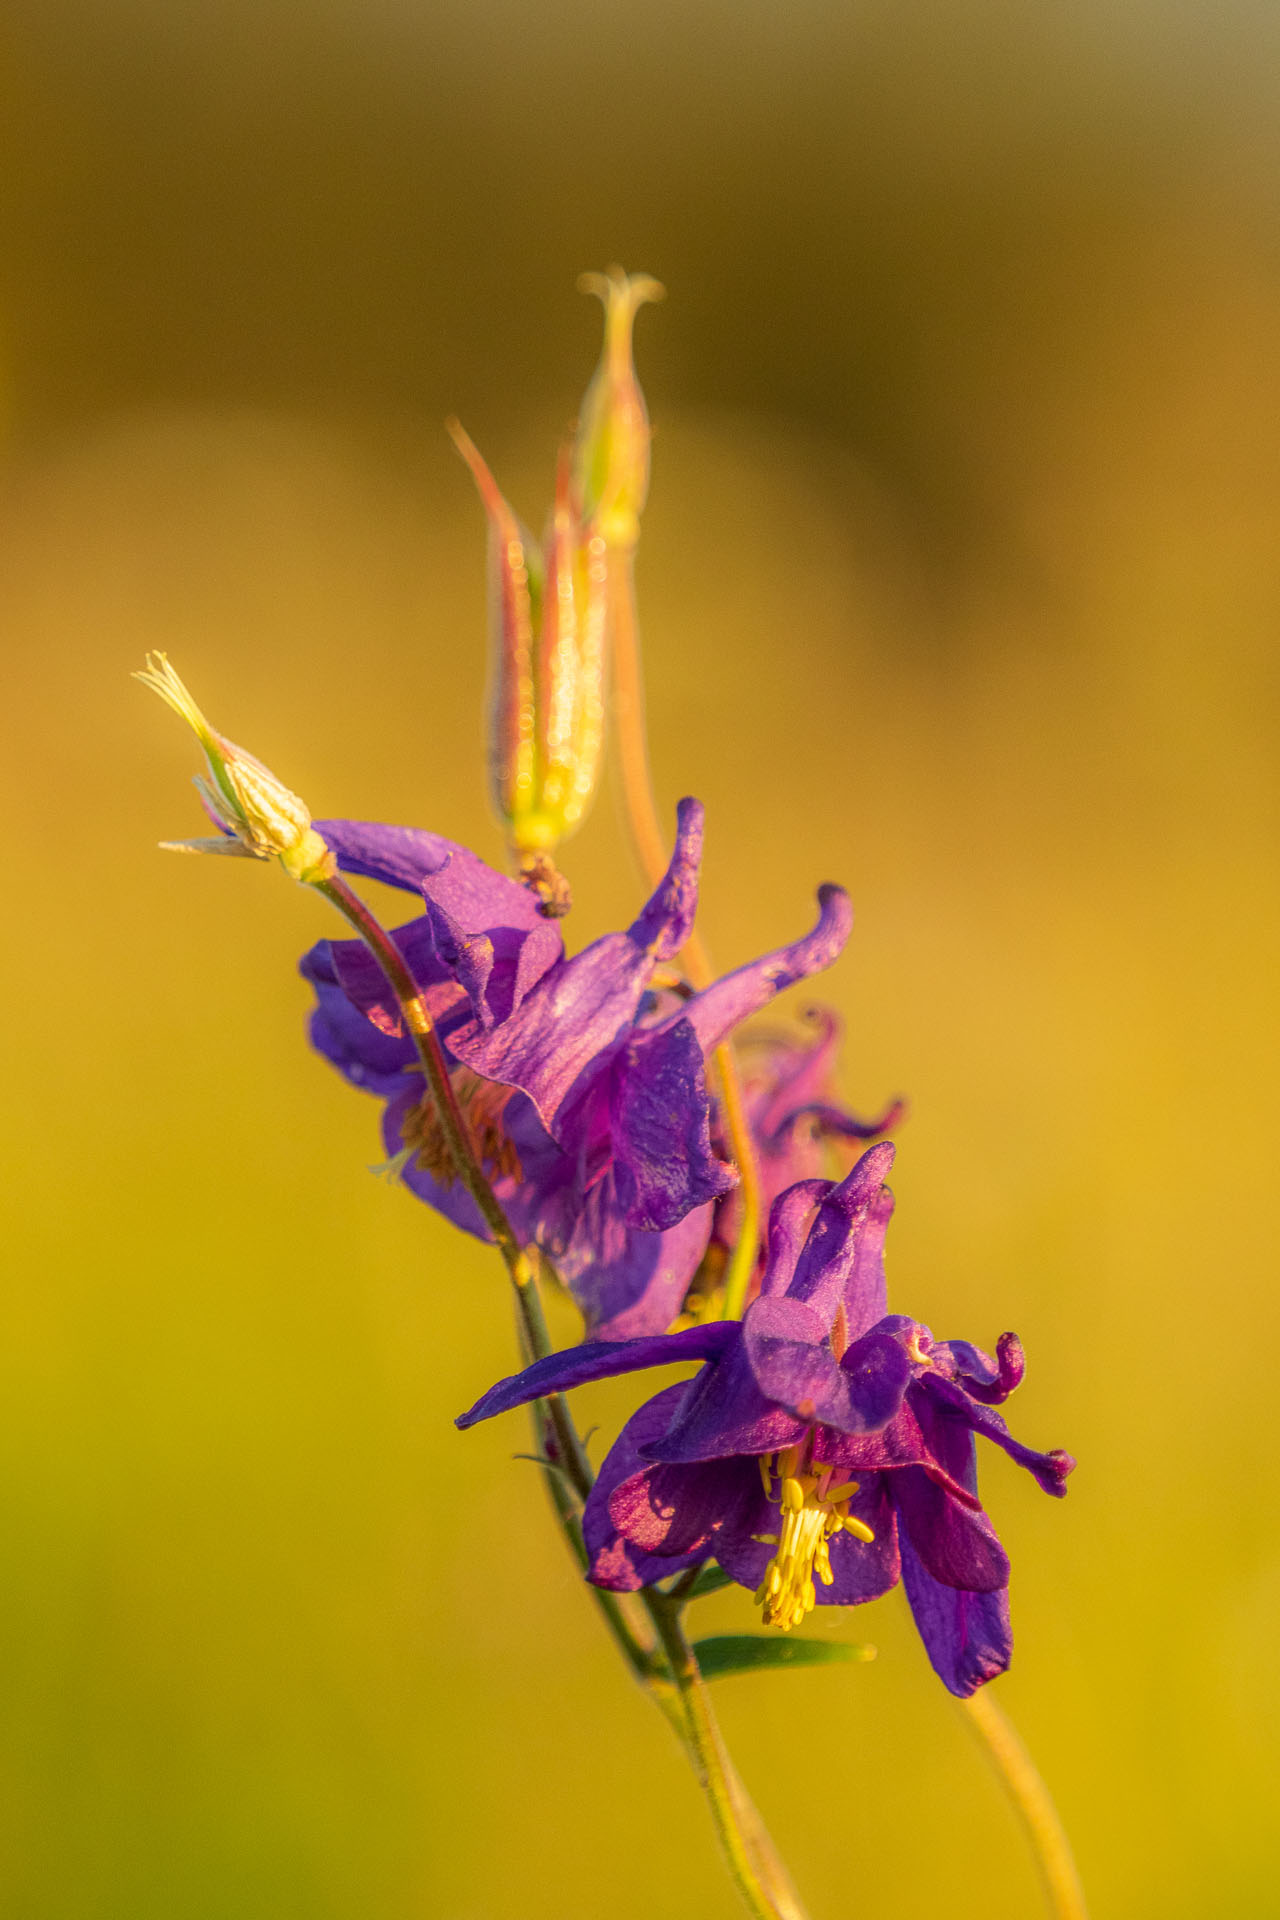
[2,4,1277,1915]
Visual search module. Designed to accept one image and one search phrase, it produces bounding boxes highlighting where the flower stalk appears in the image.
[643,1589,810,1920]
[962,1687,1088,1920]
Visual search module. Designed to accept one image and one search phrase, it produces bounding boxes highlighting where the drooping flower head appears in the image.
[457,1142,1074,1695]
[302,799,854,1337]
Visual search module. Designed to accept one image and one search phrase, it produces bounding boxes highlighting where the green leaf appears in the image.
[692,1634,875,1680]
[679,1564,736,1600]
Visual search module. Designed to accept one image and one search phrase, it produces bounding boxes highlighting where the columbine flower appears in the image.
[301,799,853,1336]
[134,653,334,884]
[704,1009,905,1307]
[455,1142,1074,1696]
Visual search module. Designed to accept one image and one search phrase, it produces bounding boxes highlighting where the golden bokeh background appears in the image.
[3,4,1278,1915]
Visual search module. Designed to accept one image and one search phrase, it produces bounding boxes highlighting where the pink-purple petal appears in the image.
[317,820,548,945]
[447,931,656,1134]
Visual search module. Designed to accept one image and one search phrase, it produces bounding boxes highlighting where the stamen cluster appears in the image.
[754,1448,874,1630]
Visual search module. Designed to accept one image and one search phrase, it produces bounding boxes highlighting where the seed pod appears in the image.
[449,421,607,870]
[573,266,664,551]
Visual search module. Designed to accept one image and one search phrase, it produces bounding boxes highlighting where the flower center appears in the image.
[400,1069,523,1187]
[752,1444,875,1632]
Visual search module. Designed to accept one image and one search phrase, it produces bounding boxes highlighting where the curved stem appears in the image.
[643,1593,810,1920]
[961,1688,1088,1920]
[315,849,792,1912]
[608,555,764,1320]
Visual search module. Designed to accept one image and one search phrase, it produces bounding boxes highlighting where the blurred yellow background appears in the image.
[2,3,1278,1915]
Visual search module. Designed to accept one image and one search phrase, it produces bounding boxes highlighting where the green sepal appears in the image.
[692,1635,875,1680]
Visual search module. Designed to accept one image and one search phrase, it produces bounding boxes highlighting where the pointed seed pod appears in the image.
[134,653,334,884]
[448,420,607,871]
[573,266,664,551]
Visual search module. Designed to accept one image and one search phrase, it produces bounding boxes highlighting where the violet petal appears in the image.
[784,1142,896,1324]
[918,1373,1075,1498]
[454,1321,737,1429]
[609,1019,735,1231]
[558,1186,715,1341]
[582,1384,710,1591]
[899,1529,1012,1697]
[680,884,855,1056]
[624,797,704,960]
[756,1181,829,1301]
[892,1465,1010,1592]
[639,1336,808,1464]
[608,1453,763,1558]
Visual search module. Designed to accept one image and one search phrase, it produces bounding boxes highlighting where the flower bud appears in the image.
[448,421,607,880]
[134,653,334,884]
[573,266,664,550]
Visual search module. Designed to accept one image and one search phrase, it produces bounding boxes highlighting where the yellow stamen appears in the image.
[755,1447,876,1631]
[400,1069,523,1187]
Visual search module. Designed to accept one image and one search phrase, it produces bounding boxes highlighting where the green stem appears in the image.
[643,1593,810,1920]
[961,1687,1088,1920]
[314,868,795,1910]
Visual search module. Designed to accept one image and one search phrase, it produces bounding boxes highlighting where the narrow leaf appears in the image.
[693,1634,875,1680]
[680,1564,736,1600]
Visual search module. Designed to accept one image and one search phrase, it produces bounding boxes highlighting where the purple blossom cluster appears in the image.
[303,798,1073,1696]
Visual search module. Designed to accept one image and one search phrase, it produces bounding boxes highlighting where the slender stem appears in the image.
[314,874,522,1263]
[608,555,764,1320]
[643,1593,810,1920]
[715,1045,763,1321]
[315,852,791,1909]
[609,552,670,888]
[961,1688,1088,1920]
[524,1395,658,1688]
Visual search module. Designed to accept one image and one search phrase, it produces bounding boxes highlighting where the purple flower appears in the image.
[301,800,853,1336]
[456,1142,1074,1696]
[708,1008,905,1301]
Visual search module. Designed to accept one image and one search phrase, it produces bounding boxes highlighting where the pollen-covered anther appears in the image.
[400,1070,523,1188]
[754,1456,874,1631]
